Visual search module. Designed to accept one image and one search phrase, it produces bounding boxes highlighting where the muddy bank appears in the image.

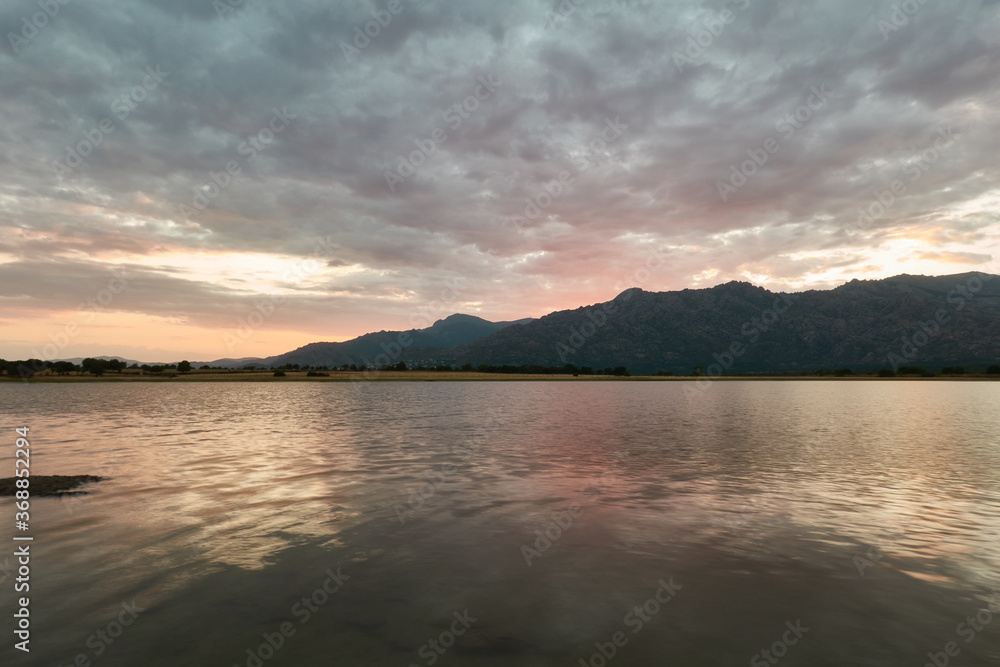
[0,475,104,496]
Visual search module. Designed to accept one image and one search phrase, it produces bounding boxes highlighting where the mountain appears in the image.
[210,314,534,368]
[447,272,1000,374]
[50,274,1000,374]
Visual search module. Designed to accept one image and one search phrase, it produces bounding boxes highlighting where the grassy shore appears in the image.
[2,370,999,382]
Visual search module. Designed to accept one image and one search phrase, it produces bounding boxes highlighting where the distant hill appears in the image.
[447,272,1000,374]
[60,273,999,374]
[209,314,534,368]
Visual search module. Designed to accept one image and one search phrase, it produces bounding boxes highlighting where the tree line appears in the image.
[0,358,196,378]
[2,358,999,379]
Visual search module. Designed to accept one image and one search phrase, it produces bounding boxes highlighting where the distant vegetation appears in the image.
[2,357,1000,380]
[470,364,631,377]
[0,358,193,378]
[275,362,635,375]
[814,368,855,377]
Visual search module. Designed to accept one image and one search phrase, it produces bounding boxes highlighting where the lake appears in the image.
[2,381,1000,666]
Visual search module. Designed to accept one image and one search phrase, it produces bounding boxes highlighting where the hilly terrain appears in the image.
[443,272,1000,374]
[209,314,534,368]
[67,273,998,374]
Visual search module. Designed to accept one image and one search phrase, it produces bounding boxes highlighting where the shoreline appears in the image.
[2,371,999,383]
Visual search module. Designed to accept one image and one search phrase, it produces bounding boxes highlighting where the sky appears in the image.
[1,0,999,362]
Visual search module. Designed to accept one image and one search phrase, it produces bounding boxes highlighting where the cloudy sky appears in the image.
[1,0,999,361]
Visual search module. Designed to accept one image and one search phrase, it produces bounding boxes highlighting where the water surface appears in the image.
[2,381,999,666]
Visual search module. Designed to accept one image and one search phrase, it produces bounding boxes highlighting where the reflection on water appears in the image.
[2,381,1000,665]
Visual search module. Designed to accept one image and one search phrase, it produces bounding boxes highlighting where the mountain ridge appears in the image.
[38,272,1000,372]
[207,313,535,368]
[443,271,1000,374]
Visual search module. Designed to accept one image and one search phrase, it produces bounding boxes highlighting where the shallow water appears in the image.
[2,381,1000,666]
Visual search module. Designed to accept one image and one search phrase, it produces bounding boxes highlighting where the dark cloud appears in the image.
[2,0,999,356]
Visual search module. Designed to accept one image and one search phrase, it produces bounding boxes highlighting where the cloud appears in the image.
[909,250,994,264]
